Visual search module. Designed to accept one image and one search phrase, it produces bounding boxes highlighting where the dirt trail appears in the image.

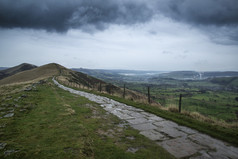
[53,78,238,159]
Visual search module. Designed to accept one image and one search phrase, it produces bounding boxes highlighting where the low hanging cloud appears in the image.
[0,0,238,43]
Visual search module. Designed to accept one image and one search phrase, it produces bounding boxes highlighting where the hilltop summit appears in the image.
[0,63,37,80]
[0,63,63,85]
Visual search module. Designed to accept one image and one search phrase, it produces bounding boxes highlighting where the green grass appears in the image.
[161,90,238,122]
[120,82,238,122]
[0,80,174,159]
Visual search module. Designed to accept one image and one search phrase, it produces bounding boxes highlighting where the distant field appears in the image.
[120,80,238,122]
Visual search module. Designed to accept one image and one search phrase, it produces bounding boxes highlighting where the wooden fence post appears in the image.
[179,94,182,113]
[123,84,126,98]
[108,85,111,94]
[148,86,151,104]
[99,82,102,92]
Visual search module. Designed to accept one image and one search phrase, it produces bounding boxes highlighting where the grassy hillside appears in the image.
[0,63,37,80]
[0,79,174,159]
[211,77,238,87]
[72,68,123,82]
[0,63,61,85]
[0,67,8,71]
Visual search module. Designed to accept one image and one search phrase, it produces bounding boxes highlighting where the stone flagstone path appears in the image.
[53,78,238,159]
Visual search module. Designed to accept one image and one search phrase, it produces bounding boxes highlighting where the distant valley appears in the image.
[73,67,238,122]
[72,68,238,88]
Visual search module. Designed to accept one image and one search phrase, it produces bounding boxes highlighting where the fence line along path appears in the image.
[53,78,238,159]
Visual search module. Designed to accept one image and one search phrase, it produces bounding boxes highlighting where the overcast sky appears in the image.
[0,0,238,71]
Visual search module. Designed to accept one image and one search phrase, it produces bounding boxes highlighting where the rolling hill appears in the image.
[0,63,106,86]
[210,77,238,87]
[0,67,8,71]
[0,63,37,80]
[0,63,61,85]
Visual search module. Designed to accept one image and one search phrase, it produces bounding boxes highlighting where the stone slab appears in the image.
[3,113,14,118]
[154,120,179,128]
[147,115,165,122]
[111,110,134,120]
[0,143,7,150]
[154,121,187,138]
[189,150,213,159]
[130,123,157,131]
[177,126,197,135]
[128,112,146,118]
[127,117,149,125]
[140,130,168,141]
[157,137,204,158]
[189,133,238,159]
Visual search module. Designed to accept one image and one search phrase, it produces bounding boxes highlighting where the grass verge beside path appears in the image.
[69,86,238,147]
[102,94,238,147]
[0,80,174,159]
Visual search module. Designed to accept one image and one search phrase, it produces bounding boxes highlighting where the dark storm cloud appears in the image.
[156,0,238,44]
[0,0,238,44]
[156,0,238,26]
[0,0,153,32]
[1,0,238,30]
